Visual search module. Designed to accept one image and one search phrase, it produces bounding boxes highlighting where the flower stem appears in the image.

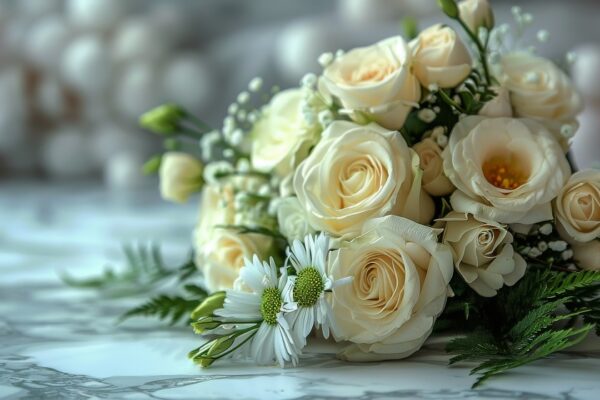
[457,19,492,86]
[438,89,466,114]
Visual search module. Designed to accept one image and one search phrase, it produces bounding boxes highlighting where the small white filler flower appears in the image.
[284,233,351,347]
[215,255,300,367]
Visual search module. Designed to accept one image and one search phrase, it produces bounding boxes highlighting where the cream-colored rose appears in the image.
[251,88,320,178]
[294,120,434,238]
[571,240,600,271]
[159,152,203,203]
[440,211,526,297]
[554,170,600,243]
[200,229,273,292]
[458,0,494,33]
[443,116,571,224]
[319,36,420,130]
[330,215,453,361]
[412,138,454,197]
[479,86,513,118]
[411,24,472,89]
[276,197,316,242]
[194,184,273,292]
[499,53,583,148]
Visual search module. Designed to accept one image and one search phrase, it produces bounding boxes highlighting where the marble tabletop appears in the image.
[1,181,599,400]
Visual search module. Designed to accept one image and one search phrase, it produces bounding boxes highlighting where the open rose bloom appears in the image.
[128,0,599,387]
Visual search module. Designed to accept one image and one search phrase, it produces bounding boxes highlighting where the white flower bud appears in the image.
[237,91,250,104]
[436,134,448,148]
[236,158,251,173]
[228,103,239,115]
[528,247,542,258]
[318,52,334,67]
[539,223,553,235]
[318,109,334,127]
[560,124,575,139]
[549,240,568,252]
[418,109,437,123]
[537,30,549,43]
[230,129,244,146]
[561,249,574,261]
[159,152,203,203]
[257,184,271,197]
[301,73,317,88]
[248,77,263,92]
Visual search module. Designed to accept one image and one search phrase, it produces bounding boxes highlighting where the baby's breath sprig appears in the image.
[513,221,576,272]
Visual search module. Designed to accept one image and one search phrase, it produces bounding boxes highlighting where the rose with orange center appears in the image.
[410,24,472,89]
[329,215,453,361]
[319,36,421,130]
[442,116,571,224]
[293,121,434,239]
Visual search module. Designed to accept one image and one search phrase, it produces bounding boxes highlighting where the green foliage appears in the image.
[61,243,198,298]
[216,224,286,240]
[120,284,208,325]
[445,269,600,387]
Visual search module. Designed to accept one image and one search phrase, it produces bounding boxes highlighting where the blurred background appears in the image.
[0,0,599,190]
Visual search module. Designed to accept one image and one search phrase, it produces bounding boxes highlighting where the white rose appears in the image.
[440,211,526,297]
[412,138,455,197]
[554,170,600,243]
[499,53,583,147]
[319,36,420,130]
[159,152,203,203]
[276,197,316,242]
[251,88,320,178]
[479,86,513,118]
[194,184,273,292]
[330,215,453,361]
[571,240,600,271]
[458,0,494,33]
[294,120,434,239]
[411,24,472,89]
[443,116,571,224]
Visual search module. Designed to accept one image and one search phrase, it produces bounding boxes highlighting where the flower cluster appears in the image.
[140,0,599,371]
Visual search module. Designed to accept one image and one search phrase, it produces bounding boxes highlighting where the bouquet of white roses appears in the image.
[71,0,600,387]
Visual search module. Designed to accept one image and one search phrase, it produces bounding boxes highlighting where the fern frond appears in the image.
[62,244,198,297]
[471,324,593,388]
[538,270,600,300]
[119,294,205,325]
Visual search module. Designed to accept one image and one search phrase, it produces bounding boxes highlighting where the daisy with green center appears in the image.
[215,255,300,367]
[284,233,352,347]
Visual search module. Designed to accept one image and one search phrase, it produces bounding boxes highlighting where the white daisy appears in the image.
[284,233,351,347]
[215,255,300,367]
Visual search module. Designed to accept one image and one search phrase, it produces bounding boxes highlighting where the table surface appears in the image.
[1,181,599,400]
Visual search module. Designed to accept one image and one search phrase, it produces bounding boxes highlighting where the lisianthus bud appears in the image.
[191,316,220,334]
[140,103,186,135]
[438,0,459,19]
[459,0,494,32]
[191,291,226,320]
[207,336,236,357]
[142,154,162,175]
[159,152,204,203]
